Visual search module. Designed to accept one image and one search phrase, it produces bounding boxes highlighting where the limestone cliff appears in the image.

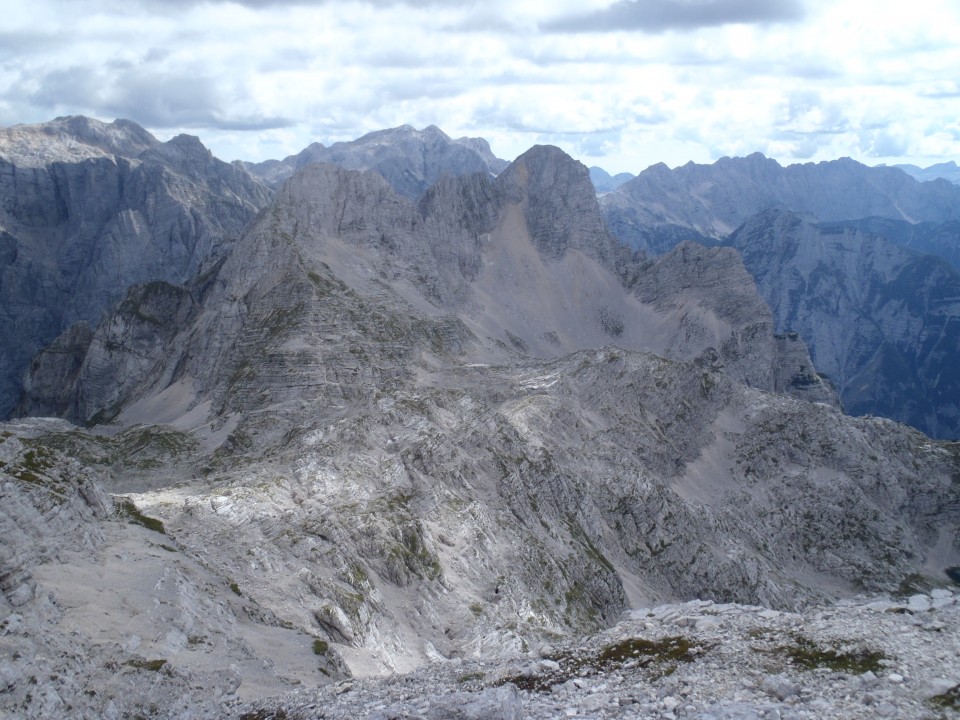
[0,116,271,418]
[728,209,960,439]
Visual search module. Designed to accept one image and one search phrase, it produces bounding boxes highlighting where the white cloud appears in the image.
[1,0,959,173]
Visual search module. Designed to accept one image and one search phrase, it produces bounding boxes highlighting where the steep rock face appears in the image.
[496,146,630,269]
[15,322,94,419]
[0,116,271,418]
[602,153,960,254]
[243,124,507,197]
[728,209,960,438]
[820,216,960,272]
[631,242,765,391]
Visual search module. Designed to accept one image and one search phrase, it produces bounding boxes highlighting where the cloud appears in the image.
[541,0,806,33]
[859,126,909,158]
[19,65,294,131]
[131,0,464,7]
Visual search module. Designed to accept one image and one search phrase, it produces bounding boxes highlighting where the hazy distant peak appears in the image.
[588,166,635,193]
[454,135,509,173]
[895,160,960,185]
[244,123,508,197]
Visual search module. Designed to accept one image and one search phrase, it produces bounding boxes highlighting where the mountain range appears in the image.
[895,160,960,185]
[2,117,960,718]
[597,152,960,438]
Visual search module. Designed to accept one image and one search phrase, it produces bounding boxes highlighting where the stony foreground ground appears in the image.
[234,588,960,720]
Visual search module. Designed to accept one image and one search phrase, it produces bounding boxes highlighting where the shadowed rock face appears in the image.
[727,209,960,439]
[0,116,271,418]
[243,124,509,197]
[601,153,960,255]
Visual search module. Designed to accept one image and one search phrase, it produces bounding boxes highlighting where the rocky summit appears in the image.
[2,122,960,719]
[242,124,508,197]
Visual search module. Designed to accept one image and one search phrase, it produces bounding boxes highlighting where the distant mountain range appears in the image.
[599,152,960,256]
[894,160,960,185]
[588,166,635,193]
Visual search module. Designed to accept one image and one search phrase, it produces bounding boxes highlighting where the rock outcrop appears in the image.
[0,116,271,418]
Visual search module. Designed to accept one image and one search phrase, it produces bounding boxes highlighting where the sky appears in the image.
[2,0,959,174]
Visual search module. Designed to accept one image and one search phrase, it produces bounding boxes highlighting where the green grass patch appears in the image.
[497,635,700,692]
[239,710,288,720]
[125,658,167,672]
[780,636,885,674]
[930,683,960,709]
[116,498,166,534]
[457,671,485,684]
[312,639,329,655]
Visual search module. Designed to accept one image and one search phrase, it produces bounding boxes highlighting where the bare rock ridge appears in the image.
[0,116,272,419]
[243,124,509,197]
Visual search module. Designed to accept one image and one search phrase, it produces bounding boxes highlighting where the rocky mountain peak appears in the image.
[496,145,626,267]
[454,134,510,173]
[242,124,508,198]
[0,115,159,167]
[0,116,271,419]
